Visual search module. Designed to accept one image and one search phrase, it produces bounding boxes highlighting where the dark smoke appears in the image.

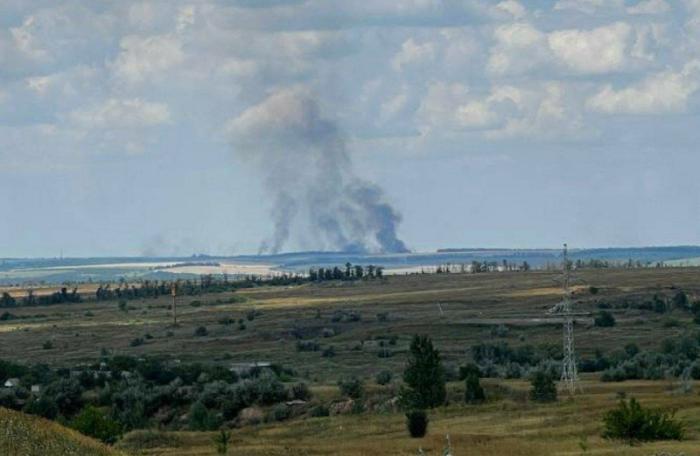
[228,89,408,254]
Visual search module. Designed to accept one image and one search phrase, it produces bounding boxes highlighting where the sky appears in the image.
[1,0,700,257]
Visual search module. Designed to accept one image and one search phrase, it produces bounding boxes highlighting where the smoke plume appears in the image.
[227,89,408,254]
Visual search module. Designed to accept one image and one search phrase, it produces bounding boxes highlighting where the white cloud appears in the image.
[10,15,47,61]
[553,0,623,14]
[548,22,631,74]
[418,82,525,133]
[69,98,171,129]
[488,82,585,139]
[391,38,435,71]
[110,34,184,84]
[26,75,53,95]
[627,0,670,15]
[586,60,700,114]
[495,1,526,19]
[487,22,548,75]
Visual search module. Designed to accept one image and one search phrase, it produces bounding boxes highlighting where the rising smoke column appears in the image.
[227,89,408,254]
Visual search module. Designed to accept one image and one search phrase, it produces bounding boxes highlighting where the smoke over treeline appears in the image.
[228,89,408,254]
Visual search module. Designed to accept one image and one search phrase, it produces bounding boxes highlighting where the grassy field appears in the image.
[2,268,700,455]
[1,268,699,380]
[115,378,700,455]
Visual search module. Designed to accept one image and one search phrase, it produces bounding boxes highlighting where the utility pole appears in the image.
[171,282,178,326]
[548,243,580,395]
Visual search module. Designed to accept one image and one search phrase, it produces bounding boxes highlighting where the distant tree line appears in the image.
[308,263,384,282]
[1,287,80,308]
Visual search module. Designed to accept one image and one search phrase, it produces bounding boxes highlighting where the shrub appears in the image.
[589,286,599,295]
[296,340,320,352]
[23,396,58,420]
[130,338,144,347]
[213,429,231,455]
[406,410,428,438]
[459,363,481,380]
[70,405,122,444]
[42,340,54,350]
[338,376,363,399]
[190,300,202,307]
[321,346,336,358]
[188,401,221,431]
[400,335,446,409]
[194,326,208,337]
[594,311,616,327]
[530,371,557,402]
[266,403,290,422]
[375,370,393,385]
[464,373,485,404]
[310,404,330,417]
[291,382,312,401]
[602,398,684,444]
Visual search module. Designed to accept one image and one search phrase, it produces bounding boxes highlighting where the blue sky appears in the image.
[1,0,700,257]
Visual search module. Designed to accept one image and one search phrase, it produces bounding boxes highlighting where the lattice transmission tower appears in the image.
[548,243,580,394]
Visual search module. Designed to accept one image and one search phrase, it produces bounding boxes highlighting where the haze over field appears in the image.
[2,1,700,257]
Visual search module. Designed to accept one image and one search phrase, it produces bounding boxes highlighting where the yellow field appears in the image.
[119,378,700,455]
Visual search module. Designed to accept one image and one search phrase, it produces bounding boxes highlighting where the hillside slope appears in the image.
[0,407,124,456]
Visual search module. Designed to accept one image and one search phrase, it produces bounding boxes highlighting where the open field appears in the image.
[119,378,700,455]
[1,268,699,377]
[3,268,700,455]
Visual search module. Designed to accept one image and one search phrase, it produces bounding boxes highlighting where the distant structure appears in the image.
[548,243,580,394]
[171,282,178,326]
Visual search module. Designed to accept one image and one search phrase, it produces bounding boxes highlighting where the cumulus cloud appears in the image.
[69,98,171,129]
[554,0,623,15]
[391,38,435,71]
[487,22,548,75]
[548,22,632,74]
[627,0,670,15]
[586,60,700,114]
[110,34,184,85]
[495,1,526,19]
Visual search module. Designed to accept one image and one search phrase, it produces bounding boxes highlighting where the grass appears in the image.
[1,268,699,380]
[120,378,700,455]
[0,406,125,456]
[3,268,700,454]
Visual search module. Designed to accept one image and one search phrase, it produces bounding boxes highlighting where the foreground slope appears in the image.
[0,407,124,456]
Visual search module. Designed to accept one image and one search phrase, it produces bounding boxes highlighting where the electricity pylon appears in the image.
[548,243,580,395]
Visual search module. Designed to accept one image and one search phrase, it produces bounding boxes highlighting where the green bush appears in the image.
[338,376,363,399]
[194,326,208,337]
[310,404,330,417]
[406,409,428,438]
[70,405,122,444]
[464,373,485,404]
[375,370,393,385]
[188,401,221,431]
[602,398,684,444]
[291,382,311,401]
[594,311,616,327]
[266,403,290,422]
[530,371,557,402]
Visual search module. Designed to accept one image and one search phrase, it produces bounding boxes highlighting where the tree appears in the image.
[602,397,684,444]
[594,311,616,327]
[464,373,485,404]
[70,406,122,444]
[400,335,446,409]
[530,371,557,402]
[406,409,428,438]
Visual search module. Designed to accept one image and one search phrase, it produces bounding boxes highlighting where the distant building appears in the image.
[3,378,20,388]
[31,385,41,394]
